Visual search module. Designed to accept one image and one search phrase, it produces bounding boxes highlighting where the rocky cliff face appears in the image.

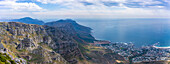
[0,43,26,64]
[0,22,83,64]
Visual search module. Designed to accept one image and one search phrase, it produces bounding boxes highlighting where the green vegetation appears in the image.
[28,53,43,63]
[0,53,16,64]
[18,49,27,52]
[76,39,127,64]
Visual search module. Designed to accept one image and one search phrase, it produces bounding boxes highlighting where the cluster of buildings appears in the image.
[132,46,170,63]
[95,42,170,63]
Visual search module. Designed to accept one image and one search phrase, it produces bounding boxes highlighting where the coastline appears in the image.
[153,46,170,49]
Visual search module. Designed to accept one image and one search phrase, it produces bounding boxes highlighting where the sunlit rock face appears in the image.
[0,22,83,64]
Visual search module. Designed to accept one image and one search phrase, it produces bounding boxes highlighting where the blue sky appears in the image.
[0,0,170,19]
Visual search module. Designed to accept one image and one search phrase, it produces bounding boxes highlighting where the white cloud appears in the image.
[0,0,44,19]
[148,6,165,8]
[31,7,170,19]
[35,0,164,5]
[36,0,126,4]
[0,0,170,19]
[35,0,168,10]
[139,1,162,5]
[0,0,43,11]
[163,0,170,3]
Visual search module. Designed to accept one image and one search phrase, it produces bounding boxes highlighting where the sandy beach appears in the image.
[153,46,170,49]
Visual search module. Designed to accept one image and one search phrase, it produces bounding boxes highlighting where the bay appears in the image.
[76,18,170,47]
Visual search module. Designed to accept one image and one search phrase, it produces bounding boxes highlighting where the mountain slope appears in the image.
[10,17,44,25]
[0,20,127,64]
[45,19,127,64]
[0,22,82,64]
[45,19,95,43]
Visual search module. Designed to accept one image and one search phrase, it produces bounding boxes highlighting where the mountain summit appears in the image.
[10,17,44,25]
[45,19,95,43]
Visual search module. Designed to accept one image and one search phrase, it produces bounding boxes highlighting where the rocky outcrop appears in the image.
[0,43,26,64]
[0,22,83,64]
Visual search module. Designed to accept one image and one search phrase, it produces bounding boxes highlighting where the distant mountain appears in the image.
[10,17,44,25]
[45,19,95,43]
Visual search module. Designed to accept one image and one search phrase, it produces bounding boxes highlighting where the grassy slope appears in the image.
[77,41,128,64]
[0,53,16,64]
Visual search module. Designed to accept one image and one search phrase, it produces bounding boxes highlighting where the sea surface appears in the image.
[76,18,170,47]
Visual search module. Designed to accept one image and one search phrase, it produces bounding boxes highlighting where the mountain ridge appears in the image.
[0,18,127,64]
[8,17,44,25]
[0,22,82,64]
[45,19,95,43]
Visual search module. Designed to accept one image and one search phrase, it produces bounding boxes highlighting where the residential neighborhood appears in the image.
[95,42,170,63]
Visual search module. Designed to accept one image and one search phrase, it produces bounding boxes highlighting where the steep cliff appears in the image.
[0,22,82,64]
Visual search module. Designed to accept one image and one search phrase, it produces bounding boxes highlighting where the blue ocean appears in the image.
[76,18,170,47]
